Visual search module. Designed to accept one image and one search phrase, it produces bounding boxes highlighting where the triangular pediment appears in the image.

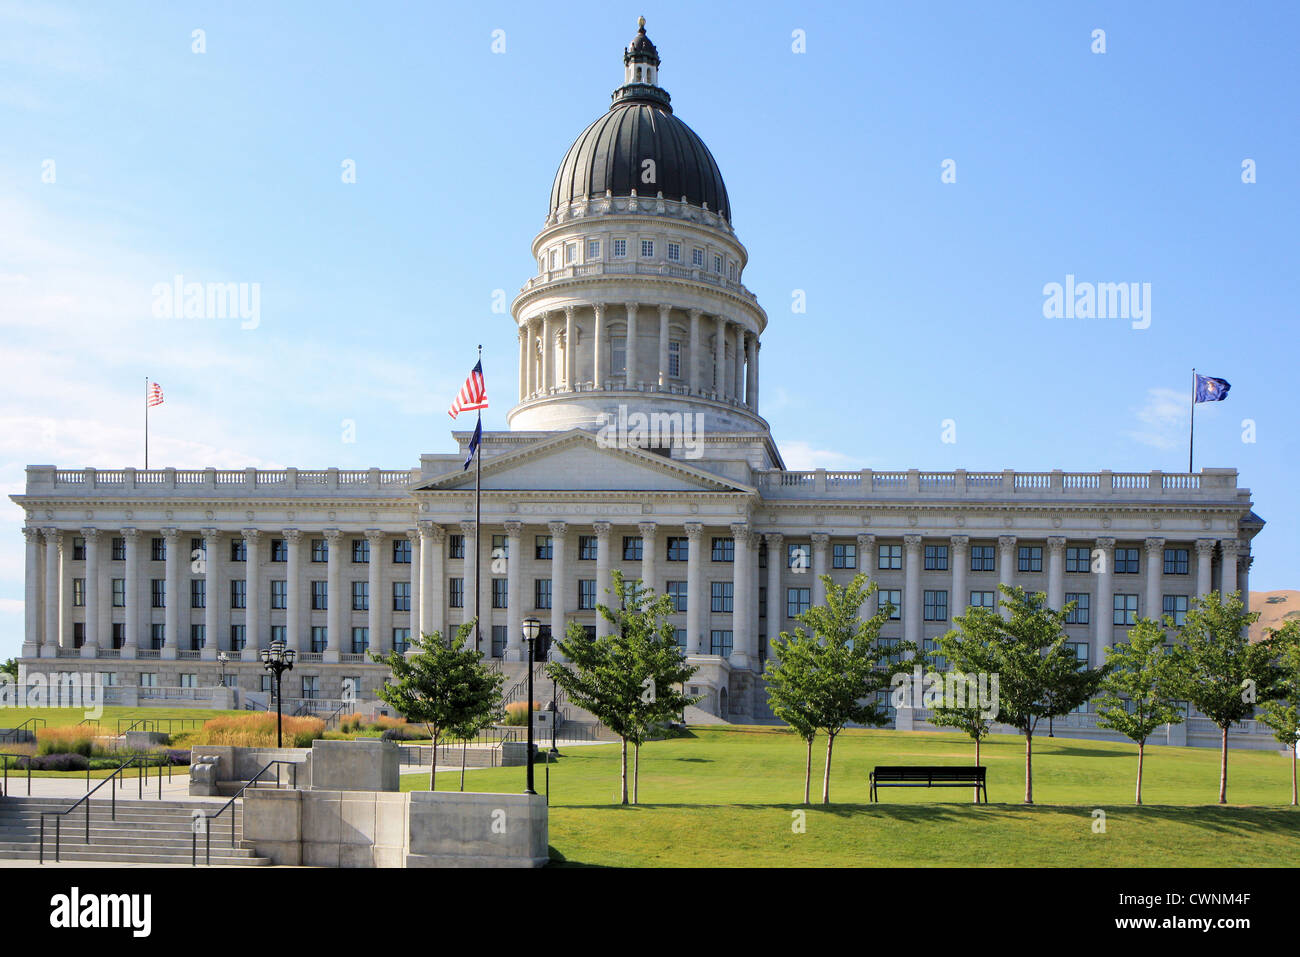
[415,430,754,494]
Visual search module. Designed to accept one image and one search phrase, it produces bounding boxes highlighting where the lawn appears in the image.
[0,705,244,733]
[402,725,1300,866]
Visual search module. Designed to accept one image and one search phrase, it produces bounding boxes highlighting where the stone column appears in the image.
[406,529,420,644]
[950,535,969,618]
[22,528,40,657]
[1195,539,1215,597]
[1093,537,1116,667]
[765,533,783,652]
[997,535,1017,619]
[461,520,478,649]
[41,528,61,656]
[418,522,440,637]
[1046,536,1066,612]
[593,521,612,637]
[858,534,878,617]
[81,528,101,657]
[505,520,524,660]
[745,334,758,410]
[244,529,262,651]
[161,527,181,659]
[285,529,303,653]
[731,524,756,667]
[549,522,568,655]
[638,522,657,596]
[121,528,141,658]
[732,327,744,403]
[541,313,554,393]
[564,306,576,389]
[1220,541,1239,598]
[1144,538,1165,624]
[366,530,385,654]
[593,303,606,388]
[685,523,704,653]
[523,320,536,398]
[517,327,527,400]
[713,316,726,397]
[201,528,221,659]
[324,529,342,662]
[903,535,923,652]
[657,304,671,387]
[624,303,639,386]
[1239,554,1252,615]
[688,309,702,393]
[810,533,829,607]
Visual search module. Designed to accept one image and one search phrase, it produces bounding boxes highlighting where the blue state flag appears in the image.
[1194,374,1231,403]
[463,419,482,471]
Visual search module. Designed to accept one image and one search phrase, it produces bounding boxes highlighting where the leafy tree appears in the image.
[1095,618,1186,805]
[548,570,697,804]
[927,608,1001,774]
[984,585,1106,804]
[369,622,504,791]
[1169,591,1279,804]
[763,628,821,804]
[0,658,16,681]
[1258,619,1300,806]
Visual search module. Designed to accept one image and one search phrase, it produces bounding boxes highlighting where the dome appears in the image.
[548,20,731,223]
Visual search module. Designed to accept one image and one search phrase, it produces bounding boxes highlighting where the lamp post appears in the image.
[260,638,296,748]
[217,651,228,686]
[521,617,540,795]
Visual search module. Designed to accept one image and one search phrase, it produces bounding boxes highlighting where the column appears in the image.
[657,304,671,387]
[1220,541,1239,598]
[1046,536,1066,612]
[765,533,783,653]
[504,520,524,660]
[460,520,478,648]
[593,521,612,637]
[564,306,576,389]
[121,528,141,658]
[81,528,101,657]
[688,309,702,393]
[949,535,969,619]
[41,528,61,656]
[745,335,758,410]
[23,528,40,657]
[162,527,181,658]
[731,524,756,667]
[523,320,536,398]
[244,529,262,652]
[638,522,657,595]
[541,313,554,393]
[285,529,303,653]
[324,528,342,662]
[549,522,568,654]
[685,523,704,654]
[365,530,384,654]
[732,327,744,403]
[1240,554,1253,615]
[997,535,1017,619]
[201,528,221,659]
[406,529,420,646]
[858,534,877,617]
[1144,538,1164,624]
[903,535,923,651]
[517,327,527,400]
[810,533,829,607]
[418,522,441,637]
[713,316,726,397]
[625,303,639,386]
[593,303,606,388]
[1093,537,1115,667]
[1195,539,1215,597]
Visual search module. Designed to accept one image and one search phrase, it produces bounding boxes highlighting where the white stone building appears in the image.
[10,21,1271,747]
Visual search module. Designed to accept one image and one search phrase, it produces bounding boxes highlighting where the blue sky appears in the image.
[1,1,1297,658]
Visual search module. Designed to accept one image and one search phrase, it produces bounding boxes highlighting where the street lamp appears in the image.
[521,617,540,795]
[217,651,228,686]
[547,645,560,758]
[260,638,296,748]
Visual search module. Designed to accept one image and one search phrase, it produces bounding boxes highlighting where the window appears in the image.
[759,586,766,618]
[924,545,948,571]
[491,534,508,558]
[491,578,508,609]
[491,625,507,658]
[270,539,288,562]
[191,579,206,609]
[1163,594,1190,626]
[189,625,205,651]
[711,581,734,613]
[1065,592,1090,625]
[110,578,125,607]
[72,622,84,647]
[151,537,166,561]
[923,590,948,622]
[191,537,204,558]
[392,628,411,653]
[352,539,370,563]
[1065,546,1091,574]
[393,582,411,612]
[969,591,995,610]
[352,581,369,611]
[612,238,627,258]
[673,628,687,650]
[877,637,904,666]
[623,536,643,561]
[710,630,733,656]
[1115,548,1140,574]
[587,239,601,260]
[548,248,558,270]
[728,261,736,281]
[149,625,165,650]
[787,543,810,570]
[151,579,165,608]
[692,247,704,267]
[832,543,857,569]
[311,539,328,563]
[231,579,246,609]
[230,538,246,562]
[712,537,735,562]
[449,535,465,560]
[140,672,158,688]
[261,674,273,693]
[565,243,576,264]
[970,546,995,572]
[1113,593,1139,626]
[449,578,463,608]
[351,627,369,654]
[270,580,287,609]
[878,589,902,620]
[310,627,327,653]
[1018,546,1043,573]
[924,637,947,671]
[1164,548,1189,575]
[578,535,597,560]
[713,253,722,273]
[640,239,654,257]
[611,336,626,374]
[878,545,902,570]
[667,537,688,562]
[72,536,85,561]
[667,241,681,261]
[535,535,553,560]
[311,581,328,610]
[667,581,688,613]
[270,625,286,645]
[668,340,680,377]
[230,625,246,651]
[111,537,126,561]
[393,539,412,564]
[302,676,319,699]
[578,580,596,610]
[111,623,125,649]
[786,587,810,618]
[535,579,552,609]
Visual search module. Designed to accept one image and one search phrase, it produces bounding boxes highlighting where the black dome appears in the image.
[549,101,731,223]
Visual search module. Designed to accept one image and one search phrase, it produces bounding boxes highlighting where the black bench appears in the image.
[869,766,988,803]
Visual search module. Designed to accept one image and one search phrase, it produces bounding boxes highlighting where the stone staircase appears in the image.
[0,797,271,865]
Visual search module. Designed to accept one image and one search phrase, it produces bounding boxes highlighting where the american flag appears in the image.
[147,382,164,408]
[447,361,488,419]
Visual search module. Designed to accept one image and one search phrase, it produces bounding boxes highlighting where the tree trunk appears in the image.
[1024,730,1033,804]
[460,741,467,792]
[974,736,981,803]
[803,737,812,805]
[1218,725,1229,804]
[429,733,438,792]
[633,742,640,805]
[1135,740,1144,806]
[822,733,835,804]
[1292,745,1297,807]
[620,737,628,805]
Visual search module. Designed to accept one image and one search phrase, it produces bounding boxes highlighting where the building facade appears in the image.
[10,21,1270,747]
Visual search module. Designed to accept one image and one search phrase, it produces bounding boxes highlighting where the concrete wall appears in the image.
[190,745,309,795]
[407,791,548,868]
[309,738,399,792]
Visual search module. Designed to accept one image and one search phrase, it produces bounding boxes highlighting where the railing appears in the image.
[0,753,33,796]
[39,466,422,491]
[39,755,165,863]
[196,759,299,865]
[502,664,550,706]
[752,468,1222,498]
[117,716,204,736]
[0,717,46,744]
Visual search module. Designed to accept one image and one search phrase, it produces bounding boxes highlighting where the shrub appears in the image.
[188,714,325,749]
[35,727,96,757]
[502,702,540,726]
[21,753,90,772]
[379,724,428,741]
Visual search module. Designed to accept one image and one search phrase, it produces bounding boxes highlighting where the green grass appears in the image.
[402,725,1300,866]
[0,706,245,732]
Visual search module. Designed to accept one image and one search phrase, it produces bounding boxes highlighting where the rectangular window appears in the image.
[578,535,598,561]
[535,535,553,560]
[711,537,735,562]
[491,625,507,658]
[351,627,369,654]
[878,589,902,620]
[667,241,681,261]
[179,673,197,689]
[969,590,995,610]
[111,623,125,649]
[578,579,596,610]
[878,545,902,570]
[191,579,206,609]
[728,261,736,281]
[787,543,810,569]
[311,581,327,610]
[623,536,643,561]
[923,590,948,622]
[1115,548,1140,574]
[786,587,810,619]
[352,539,370,563]
[491,534,508,558]
[72,536,86,561]
[270,625,286,645]
[230,625,247,651]
[612,238,627,258]
[270,539,288,562]
[877,637,904,666]
[230,538,246,562]
[140,672,158,688]
[310,539,328,563]
[667,581,688,613]
[611,335,626,374]
[151,537,166,561]
[666,537,688,562]
[1065,592,1091,625]
[535,579,552,610]
[549,248,558,270]
[1163,548,1189,575]
[1066,546,1091,574]
[111,537,126,561]
[270,580,287,609]
[710,630,733,657]
[1018,546,1043,573]
[713,253,723,273]
[189,625,205,651]
[111,578,125,607]
[832,543,857,569]
[449,578,464,609]
[565,243,576,264]
[392,582,410,612]
[392,539,412,564]
[352,581,369,611]
[149,624,165,650]
[668,340,680,377]
[73,622,84,647]
[230,579,246,609]
[491,578,508,609]
[151,579,165,608]
[302,675,319,699]
[924,545,949,571]
[710,581,734,613]
[673,628,687,650]
[449,535,465,560]
[970,545,995,572]
[641,239,654,257]
[1113,593,1139,626]
[1163,594,1190,626]
[692,247,704,267]
[392,628,411,653]
[587,239,601,260]
[310,627,327,653]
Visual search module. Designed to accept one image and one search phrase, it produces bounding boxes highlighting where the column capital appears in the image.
[1220,539,1245,557]
[364,528,386,544]
[810,532,830,547]
[80,526,102,542]
[1095,536,1116,551]
[504,520,524,537]
[161,527,182,542]
[323,528,343,544]
[1144,537,1166,553]
[997,535,1017,548]
[563,304,575,319]
[592,521,612,538]
[624,302,639,316]
[904,534,923,549]
[459,520,477,536]
[950,534,969,549]
[201,527,220,541]
[405,527,419,545]
[41,526,62,546]
[1046,535,1067,551]
[766,532,785,548]
[241,528,262,543]
[547,520,568,539]
[856,533,875,550]
[283,528,303,544]
[637,521,657,536]
[684,522,703,541]
[23,526,41,544]
[592,301,605,317]
[730,523,754,545]
[688,308,702,321]
[417,521,445,542]
[1195,538,1217,556]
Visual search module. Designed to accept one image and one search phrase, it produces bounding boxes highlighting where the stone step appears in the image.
[0,844,271,865]
[0,831,260,851]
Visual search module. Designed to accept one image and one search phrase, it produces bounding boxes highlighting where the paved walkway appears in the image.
[1,772,209,802]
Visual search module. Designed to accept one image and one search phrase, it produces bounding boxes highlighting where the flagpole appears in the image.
[1188,367,1195,474]
[144,376,149,470]
[474,344,483,654]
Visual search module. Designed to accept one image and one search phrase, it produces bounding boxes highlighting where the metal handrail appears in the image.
[0,753,32,796]
[39,754,165,863]
[0,717,46,744]
[196,759,299,865]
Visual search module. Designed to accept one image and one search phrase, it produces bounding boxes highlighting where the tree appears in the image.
[763,627,821,804]
[369,623,504,791]
[0,658,17,681]
[1258,619,1300,806]
[1169,591,1279,805]
[984,585,1106,804]
[1095,617,1186,805]
[548,570,697,804]
[927,608,1001,775]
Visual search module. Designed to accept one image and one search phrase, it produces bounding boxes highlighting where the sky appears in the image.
[0,1,1296,659]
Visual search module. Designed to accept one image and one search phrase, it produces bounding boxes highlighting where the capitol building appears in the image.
[12,21,1272,748]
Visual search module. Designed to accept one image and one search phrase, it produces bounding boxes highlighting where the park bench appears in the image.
[869,765,988,803]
